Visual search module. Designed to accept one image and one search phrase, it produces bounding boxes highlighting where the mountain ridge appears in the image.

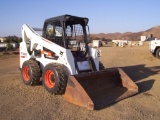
[91,26,160,40]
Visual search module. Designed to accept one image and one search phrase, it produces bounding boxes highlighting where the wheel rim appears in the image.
[23,66,30,81]
[45,70,55,88]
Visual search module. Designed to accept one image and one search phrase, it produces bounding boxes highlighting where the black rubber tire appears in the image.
[21,60,41,85]
[155,48,160,59]
[99,62,105,70]
[42,63,68,95]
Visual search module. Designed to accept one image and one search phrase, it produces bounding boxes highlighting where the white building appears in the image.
[92,40,102,47]
[0,38,3,42]
[0,43,18,49]
[140,36,148,42]
[0,37,6,42]
[112,40,128,47]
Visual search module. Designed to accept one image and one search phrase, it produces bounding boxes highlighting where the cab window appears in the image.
[46,24,54,38]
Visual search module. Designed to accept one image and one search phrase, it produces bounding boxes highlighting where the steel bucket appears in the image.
[64,68,138,110]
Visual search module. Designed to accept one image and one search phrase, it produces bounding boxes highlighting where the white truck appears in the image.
[149,40,160,58]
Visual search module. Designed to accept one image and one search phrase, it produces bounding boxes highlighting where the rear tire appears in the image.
[21,60,41,85]
[42,63,68,94]
[155,48,160,59]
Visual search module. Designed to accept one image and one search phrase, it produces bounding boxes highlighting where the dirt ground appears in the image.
[0,42,160,120]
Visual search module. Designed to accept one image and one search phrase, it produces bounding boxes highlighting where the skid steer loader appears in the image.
[19,14,138,110]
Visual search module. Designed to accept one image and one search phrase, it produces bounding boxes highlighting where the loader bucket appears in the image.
[64,68,138,110]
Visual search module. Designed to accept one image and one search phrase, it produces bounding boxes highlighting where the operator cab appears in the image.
[42,15,89,59]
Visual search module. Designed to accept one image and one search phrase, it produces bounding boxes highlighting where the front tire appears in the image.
[42,63,68,95]
[21,60,41,85]
[155,48,160,59]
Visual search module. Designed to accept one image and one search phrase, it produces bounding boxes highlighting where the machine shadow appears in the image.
[31,81,42,86]
[136,79,155,94]
[94,65,159,110]
[119,64,160,82]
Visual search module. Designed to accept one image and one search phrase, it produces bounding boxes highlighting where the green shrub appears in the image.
[6,43,13,50]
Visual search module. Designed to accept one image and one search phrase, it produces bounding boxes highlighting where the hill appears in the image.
[91,26,160,41]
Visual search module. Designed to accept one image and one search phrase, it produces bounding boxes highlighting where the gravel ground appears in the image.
[0,42,160,120]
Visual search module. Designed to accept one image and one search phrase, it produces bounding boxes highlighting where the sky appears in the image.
[0,0,160,37]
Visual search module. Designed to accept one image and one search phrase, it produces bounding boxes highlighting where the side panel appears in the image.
[19,42,31,68]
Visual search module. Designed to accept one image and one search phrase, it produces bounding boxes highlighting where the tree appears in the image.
[18,37,22,43]
[5,36,19,43]
[6,43,13,50]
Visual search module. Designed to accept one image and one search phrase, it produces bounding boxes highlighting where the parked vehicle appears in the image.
[19,14,138,110]
[149,39,160,58]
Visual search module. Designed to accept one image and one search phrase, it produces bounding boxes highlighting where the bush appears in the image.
[6,43,13,50]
